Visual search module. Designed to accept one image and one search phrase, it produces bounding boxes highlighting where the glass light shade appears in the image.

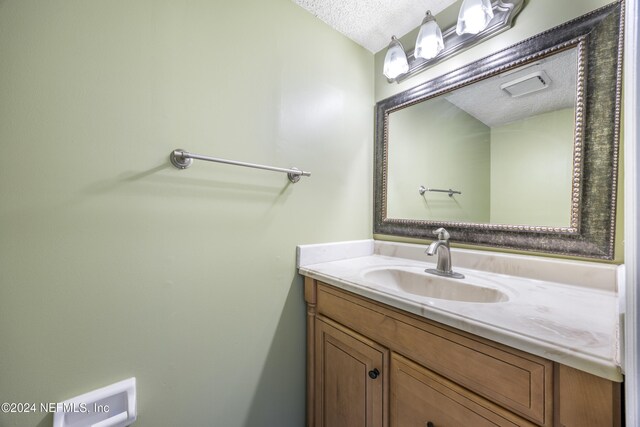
[383,36,409,79]
[415,11,444,60]
[456,0,494,35]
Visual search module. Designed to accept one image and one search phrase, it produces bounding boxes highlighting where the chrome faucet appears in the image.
[425,228,465,279]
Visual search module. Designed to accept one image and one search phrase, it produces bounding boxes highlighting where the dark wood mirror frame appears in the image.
[374,1,624,260]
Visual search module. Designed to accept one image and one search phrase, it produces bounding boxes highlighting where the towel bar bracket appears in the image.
[287,167,302,183]
[170,149,194,169]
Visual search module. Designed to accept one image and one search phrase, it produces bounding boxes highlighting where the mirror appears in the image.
[374,2,623,259]
[387,47,578,227]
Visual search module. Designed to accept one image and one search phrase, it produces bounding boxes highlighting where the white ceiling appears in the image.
[444,48,578,127]
[292,0,458,53]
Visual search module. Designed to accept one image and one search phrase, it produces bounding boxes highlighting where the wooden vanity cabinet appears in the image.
[304,277,622,427]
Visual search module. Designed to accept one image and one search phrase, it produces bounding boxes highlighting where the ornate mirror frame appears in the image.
[374,1,624,259]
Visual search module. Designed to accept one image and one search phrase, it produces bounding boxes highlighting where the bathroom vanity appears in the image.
[298,240,623,427]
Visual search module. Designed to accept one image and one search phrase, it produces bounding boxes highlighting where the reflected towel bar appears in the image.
[169,149,311,183]
[418,185,462,197]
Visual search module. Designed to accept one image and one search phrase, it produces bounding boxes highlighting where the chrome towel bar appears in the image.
[418,185,462,197]
[169,149,311,183]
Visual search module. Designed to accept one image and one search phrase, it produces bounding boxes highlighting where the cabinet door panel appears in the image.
[390,353,536,427]
[556,364,622,427]
[315,317,388,427]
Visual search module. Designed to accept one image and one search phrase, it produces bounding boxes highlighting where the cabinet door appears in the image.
[390,353,535,427]
[315,317,388,427]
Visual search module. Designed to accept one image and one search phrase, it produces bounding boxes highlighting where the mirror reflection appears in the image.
[386,47,578,227]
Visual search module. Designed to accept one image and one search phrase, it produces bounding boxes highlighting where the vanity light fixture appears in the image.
[456,0,494,35]
[415,11,444,60]
[383,0,524,84]
[383,36,409,79]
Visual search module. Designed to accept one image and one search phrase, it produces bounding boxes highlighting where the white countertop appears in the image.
[297,240,623,382]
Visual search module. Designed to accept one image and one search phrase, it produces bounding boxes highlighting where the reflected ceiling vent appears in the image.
[500,70,551,97]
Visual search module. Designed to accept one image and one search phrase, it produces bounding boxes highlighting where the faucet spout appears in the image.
[426,240,444,256]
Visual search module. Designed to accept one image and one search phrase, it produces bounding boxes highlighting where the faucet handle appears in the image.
[433,227,450,241]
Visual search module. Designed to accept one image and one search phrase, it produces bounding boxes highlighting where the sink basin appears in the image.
[362,267,508,303]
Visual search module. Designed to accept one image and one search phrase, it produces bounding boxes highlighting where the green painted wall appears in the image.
[387,98,491,222]
[0,1,373,426]
[490,108,575,226]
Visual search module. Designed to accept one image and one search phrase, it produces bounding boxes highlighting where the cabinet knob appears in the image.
[426,422,435,427]
[368,368,380,379]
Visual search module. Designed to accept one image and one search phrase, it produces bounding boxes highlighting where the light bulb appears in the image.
[415,11,444,60]
[383,36,409,80]
[456,0,494,35]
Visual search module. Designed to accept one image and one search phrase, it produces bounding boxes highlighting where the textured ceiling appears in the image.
[292,0,458,53]
[444,48,578,127]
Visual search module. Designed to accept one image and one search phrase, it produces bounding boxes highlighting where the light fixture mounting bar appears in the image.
[393,0,524,84]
